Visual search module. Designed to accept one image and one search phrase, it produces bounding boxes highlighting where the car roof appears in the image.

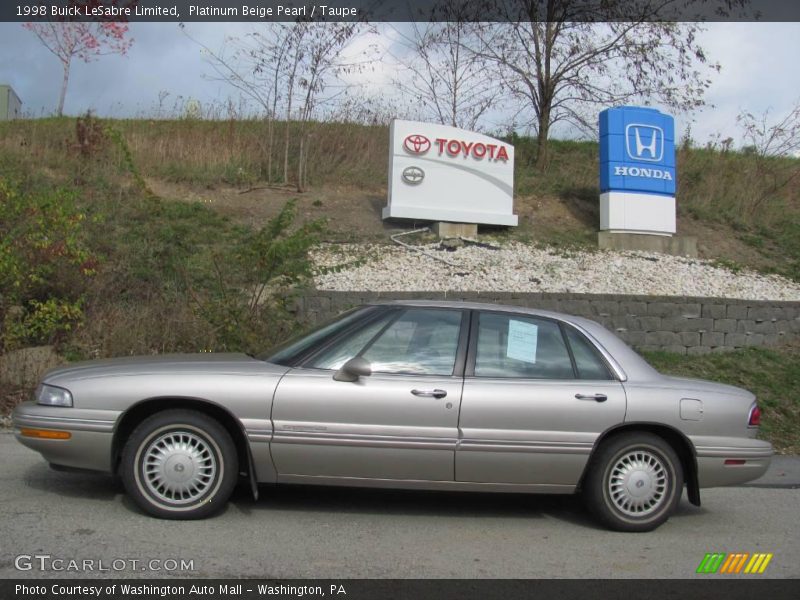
[374,299,569,320]
[370,299,660,382]
[372,300,603,331]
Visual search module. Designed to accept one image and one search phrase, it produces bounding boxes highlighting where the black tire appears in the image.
[120,409,238,519]
[583,432,683,532]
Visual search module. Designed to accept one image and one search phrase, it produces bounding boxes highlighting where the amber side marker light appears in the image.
[20,428,71,440]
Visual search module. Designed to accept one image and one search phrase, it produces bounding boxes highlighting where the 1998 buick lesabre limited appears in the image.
[13,301,772,531]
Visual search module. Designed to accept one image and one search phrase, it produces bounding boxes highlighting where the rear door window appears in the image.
[474,313,574,379]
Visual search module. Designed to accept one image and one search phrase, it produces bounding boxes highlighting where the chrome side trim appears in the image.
[272,431,594,454]
[695,446,775,459]
[277,473,576,495]
[273,430,457,450]
[458,440,593,454]
[241,418,274,444]
[13,413,115,433]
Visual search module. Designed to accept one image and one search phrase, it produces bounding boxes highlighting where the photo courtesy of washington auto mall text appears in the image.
[15,583,348,598]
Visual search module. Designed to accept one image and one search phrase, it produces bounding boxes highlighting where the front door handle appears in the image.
[411,389,447,399]
[576,393,608,403]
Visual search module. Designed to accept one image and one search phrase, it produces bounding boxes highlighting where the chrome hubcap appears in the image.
[608,450,668,517]
[142,431,217,504]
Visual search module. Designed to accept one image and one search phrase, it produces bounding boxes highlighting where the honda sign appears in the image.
[599,106,676,235]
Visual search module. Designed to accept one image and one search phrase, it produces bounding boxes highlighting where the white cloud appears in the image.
[682,22,800,146]
[1,20,798,146]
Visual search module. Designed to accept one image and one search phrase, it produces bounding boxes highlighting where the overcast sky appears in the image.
[1,21,798,148]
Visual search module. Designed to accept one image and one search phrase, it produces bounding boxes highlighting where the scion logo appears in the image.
[696,552,773,574]
[403,134,431,154]
[626,124,664,162]
[401,166,425,184]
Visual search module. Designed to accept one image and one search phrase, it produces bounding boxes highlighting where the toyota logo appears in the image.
[403,134,431,154]
[402,166,425,184]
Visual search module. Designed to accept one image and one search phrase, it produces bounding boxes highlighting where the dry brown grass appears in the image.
[0,117,389,190]
[0,116,797,279]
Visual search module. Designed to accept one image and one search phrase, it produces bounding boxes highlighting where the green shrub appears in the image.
[0,177,96,349]
[190,199,325,353]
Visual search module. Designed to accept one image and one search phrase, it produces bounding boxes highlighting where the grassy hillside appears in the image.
[1,116,798,450]
[1,116,797,280]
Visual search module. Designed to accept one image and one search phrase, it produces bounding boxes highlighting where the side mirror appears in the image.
[333,357,372,382]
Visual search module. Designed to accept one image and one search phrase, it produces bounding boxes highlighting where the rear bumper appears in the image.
[12,401,117,473]
[695,441,773,488]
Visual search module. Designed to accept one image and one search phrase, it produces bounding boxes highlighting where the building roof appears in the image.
[1,84,21,104]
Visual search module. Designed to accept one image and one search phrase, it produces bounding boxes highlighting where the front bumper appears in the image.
[12,401,119,473]
[694,439,773,488]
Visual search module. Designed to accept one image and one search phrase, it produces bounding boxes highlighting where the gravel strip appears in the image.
[312,242,800,301]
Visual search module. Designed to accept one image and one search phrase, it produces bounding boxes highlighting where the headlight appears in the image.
[36,384,73,407]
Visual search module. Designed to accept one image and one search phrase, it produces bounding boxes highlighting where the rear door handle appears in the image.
[411,389,447,399]
[575,393,608,403]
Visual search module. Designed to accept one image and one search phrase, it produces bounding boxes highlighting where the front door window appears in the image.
[361,309,462,375]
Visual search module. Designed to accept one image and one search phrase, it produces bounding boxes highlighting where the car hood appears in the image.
[42,353,288,383]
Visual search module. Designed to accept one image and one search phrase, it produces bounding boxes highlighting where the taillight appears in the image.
[748,404,761,427]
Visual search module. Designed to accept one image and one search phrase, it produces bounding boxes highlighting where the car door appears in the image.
[456,311,626,487]
[271,307,467,482]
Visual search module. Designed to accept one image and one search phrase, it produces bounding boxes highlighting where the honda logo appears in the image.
[625,124,664,162]
[401,166,425,184]
[403,134,431,155]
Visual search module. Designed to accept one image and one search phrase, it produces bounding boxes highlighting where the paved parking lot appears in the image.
[1,432,798,579]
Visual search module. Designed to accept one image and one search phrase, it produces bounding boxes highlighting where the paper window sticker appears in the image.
[506,319,538,363]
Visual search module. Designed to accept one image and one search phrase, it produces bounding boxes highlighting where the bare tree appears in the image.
[294,22,367,190]
[181,23,289,182]
[737,101,800,215]
[460,0,729,168]
[390,17,498,131]
[739,102,800,159]
[184,22,368,188]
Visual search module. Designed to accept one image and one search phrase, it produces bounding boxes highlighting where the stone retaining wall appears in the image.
[294,291,800,354]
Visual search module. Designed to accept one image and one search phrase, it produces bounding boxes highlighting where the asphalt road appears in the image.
[1,432,798,579]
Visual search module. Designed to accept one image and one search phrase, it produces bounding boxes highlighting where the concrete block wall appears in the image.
[293,291,800,354]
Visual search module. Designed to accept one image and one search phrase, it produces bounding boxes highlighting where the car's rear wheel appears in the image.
[121,409,237,519]
[584,432,683,532]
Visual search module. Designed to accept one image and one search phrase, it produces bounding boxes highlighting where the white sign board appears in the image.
[507,320,538,363]
[383,119,517,226]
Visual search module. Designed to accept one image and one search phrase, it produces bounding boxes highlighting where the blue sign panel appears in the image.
[599,106,676,196]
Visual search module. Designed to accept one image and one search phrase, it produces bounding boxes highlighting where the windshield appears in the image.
[259,307,370,365]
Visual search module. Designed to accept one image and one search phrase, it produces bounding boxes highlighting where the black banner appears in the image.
[2,0,800,23]
[3,579,800,600]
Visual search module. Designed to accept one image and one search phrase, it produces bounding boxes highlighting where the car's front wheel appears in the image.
[121,410,237,519]
[583,432,683,532]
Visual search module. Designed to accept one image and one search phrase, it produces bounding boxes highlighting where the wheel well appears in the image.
[579,423,701,506]
[111,397,251,479]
